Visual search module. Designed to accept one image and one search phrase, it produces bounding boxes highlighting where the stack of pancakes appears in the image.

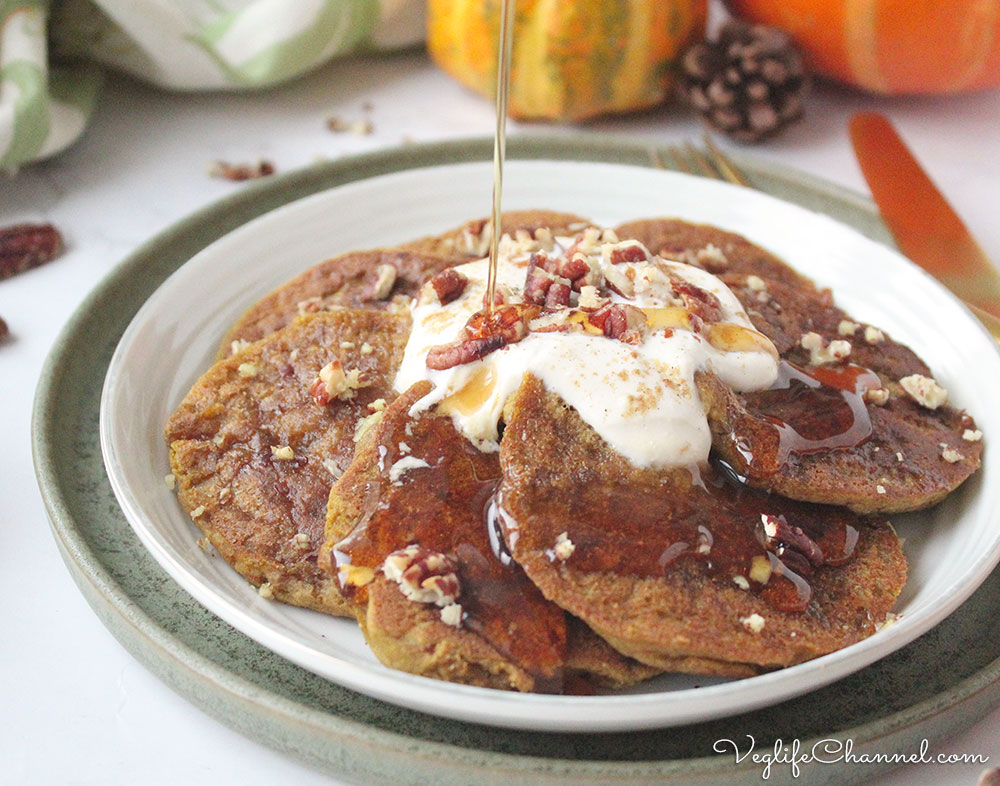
[165,211,982,692]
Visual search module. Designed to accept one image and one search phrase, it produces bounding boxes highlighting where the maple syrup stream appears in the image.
[484,0,515,315]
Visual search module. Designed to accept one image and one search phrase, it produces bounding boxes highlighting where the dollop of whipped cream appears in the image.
[394,227,779,467]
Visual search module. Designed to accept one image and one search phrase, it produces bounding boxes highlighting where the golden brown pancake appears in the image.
[614,217,815,289]
[218,248,451,357]
[219,211,594,359]
[701,273,983,513]
[617,218,982,513]
[166,310,409,616]
[400,210,593,262]
[321,382,660,691]
[497,376,907,672]
[322,382,566,691]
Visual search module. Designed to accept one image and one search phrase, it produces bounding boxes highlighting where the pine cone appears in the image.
[679,22,807,143]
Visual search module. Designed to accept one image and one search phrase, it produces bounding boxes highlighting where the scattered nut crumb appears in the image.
[354,410,384,442]
[360,342,374,355]
[439,602,463,628]
[745,275,766,292]
[963,429,983,442]
[230,339,251,356]
[748,555,772,584]
[552,532,576,561]
[740,613,766,633]
[864,326,884,344]
[368,398,387,413]
[398,441,411,454]
[164,473,175,490]
[876,611,901,632]
[837,319,859,336]
[326,116,374,135]
[197,536,212,553]
[258,581,274,599]
[695,243,728,270]
[289,349,298,362]
[322,458,342,478]
[801,331,851,365]
[865,387,890,406]
[732,575,750,590]
[899,374,948,409]
[208,160,275,181]
[941,447,963,463]
[237,362,258,378]
[190,505,206,518]
[297,296,323,316]
[896,452,904,462]
[340,341,355,349]
[292,532,310,548]
[876,484,886,495]
[369,264,397,301]
[271,445,295,460]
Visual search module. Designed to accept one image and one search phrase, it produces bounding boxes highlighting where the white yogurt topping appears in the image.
[393,230,779,467]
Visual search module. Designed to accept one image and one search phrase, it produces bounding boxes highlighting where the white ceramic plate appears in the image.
[100,160,1000,732]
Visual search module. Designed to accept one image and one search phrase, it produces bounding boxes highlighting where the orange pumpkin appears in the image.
[726,0,1000,94]
[427,0,707,121]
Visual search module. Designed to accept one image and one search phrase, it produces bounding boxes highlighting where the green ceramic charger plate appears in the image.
[33,137,1000,785]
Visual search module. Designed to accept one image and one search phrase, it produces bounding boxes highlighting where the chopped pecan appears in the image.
[558,254,591,283]
[588,303,647,343]
[426,334,507,370]
[426,304,534,369]
[428,268,468,304]
[759,513,824,576]
[363,263,397,302]
[382,545,461,607]
[524,254,558,305]
[608,242,649,265]
[545,279,572,307]
[0,223,63,281]
[603,265,635,298]
[208,160,275,181]
[671,277,724,323]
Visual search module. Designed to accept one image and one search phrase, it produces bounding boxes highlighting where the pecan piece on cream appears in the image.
[670,277,724,323]
[607,241,649,265]
[382,545,461,608]
[428,268,468,304]
[588,303,647,344]
[426,304,535,370]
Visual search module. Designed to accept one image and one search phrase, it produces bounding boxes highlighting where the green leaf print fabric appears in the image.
[0,0,423,172]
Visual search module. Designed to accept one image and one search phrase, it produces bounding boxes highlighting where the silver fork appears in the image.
[653,134,750,187]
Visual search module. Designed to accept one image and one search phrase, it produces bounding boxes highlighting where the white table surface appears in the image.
[3,47,1000,786]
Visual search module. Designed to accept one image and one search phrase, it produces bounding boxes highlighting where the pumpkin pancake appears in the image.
[497,375,907,673]
[219,211,594,359]
[321,382,661,691]
[166,309,410,616]
[400,210,593,262]
[700,273,983,513]
[617,218,982,512]
[218,248,452,358]
[614,217,815,289]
